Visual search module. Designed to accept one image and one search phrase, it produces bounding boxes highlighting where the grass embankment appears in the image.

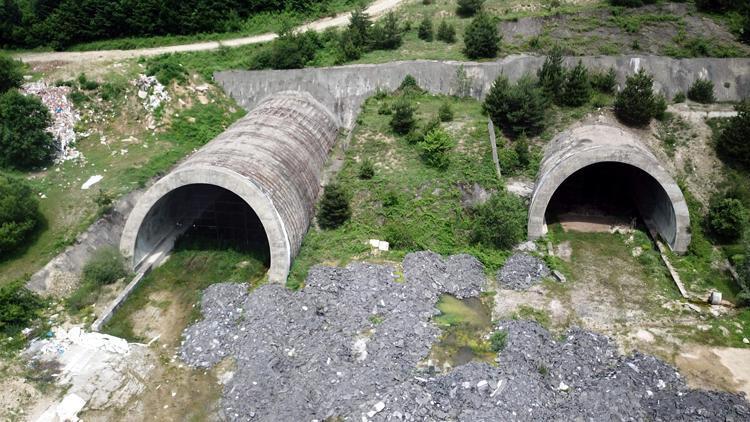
[0,67,245,286]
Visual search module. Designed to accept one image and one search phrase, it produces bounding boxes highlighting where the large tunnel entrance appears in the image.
[544,162,668,234]
[133,184,270,268]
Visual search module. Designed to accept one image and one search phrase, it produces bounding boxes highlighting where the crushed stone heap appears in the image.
[497,252,551,290]
[179,251,749,421]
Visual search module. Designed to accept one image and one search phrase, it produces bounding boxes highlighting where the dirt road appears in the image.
[15,0,405,64]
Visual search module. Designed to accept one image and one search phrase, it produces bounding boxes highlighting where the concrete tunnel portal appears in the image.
[528,125,691,252]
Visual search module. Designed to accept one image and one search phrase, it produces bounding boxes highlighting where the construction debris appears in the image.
[22,81,81,161]
[134,74,170,112]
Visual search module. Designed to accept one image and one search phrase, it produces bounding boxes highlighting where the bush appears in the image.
[77,73,99,90]
[673,91,686,103]
[419,128,455,168]
[471,191,527,249]
[537,46,566,104]
[358,159,375,179]
[398,74,421,92]
[489,330,508,352]
[384,223,418,250]
[687,79,715,104]
[437,20,457,43]
[318,183,351,229]
[0,90,55,170]
[483,74,548,137]
[438,102,454,122]
[254,30,320,70]
[0,174,40,255]
[457,0,485,16]
[707,196,748,241]
[653,93,668,121]
[338,29,362,61]
[0,54,23,94]
[348,6,372,49]
[609,0,657,6]
[0,279,44,337]
[591,68,617,94]
[717,101,750,168]
[100,80,127,102]
[463,13,500,59]
[390,98,416,134]
[371,12,402,50]
[418,16,434,41]
[514,135,530,167]
[614,69,661,126]
[145,55,187,84]
[82,247,128,286]
[562,60,591,107]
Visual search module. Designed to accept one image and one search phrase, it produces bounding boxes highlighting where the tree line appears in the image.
[0,0,339,50]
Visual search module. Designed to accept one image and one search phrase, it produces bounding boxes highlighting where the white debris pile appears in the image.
[22,81,82,161]
[26,326,153,421]
[81,174,103,190]
[134,74,170,112]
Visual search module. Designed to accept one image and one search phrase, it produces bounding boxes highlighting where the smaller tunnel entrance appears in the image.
[133,184,270,269]
[545,162,662,233]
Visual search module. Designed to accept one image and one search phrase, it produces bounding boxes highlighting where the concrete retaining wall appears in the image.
[215,55,750,127]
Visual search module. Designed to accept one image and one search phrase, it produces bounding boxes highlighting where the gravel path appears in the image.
[180,251,749,421]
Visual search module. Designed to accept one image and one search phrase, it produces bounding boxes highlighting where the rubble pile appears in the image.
[134,74,170,112]
[180,252,749,421]
[497,252,550,290]
[22,81,81,160]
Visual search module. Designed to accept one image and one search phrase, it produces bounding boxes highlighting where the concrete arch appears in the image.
[120,91,340,283]
[528,125,691,252]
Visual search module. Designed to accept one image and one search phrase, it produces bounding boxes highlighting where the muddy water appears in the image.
[428,294,495,370]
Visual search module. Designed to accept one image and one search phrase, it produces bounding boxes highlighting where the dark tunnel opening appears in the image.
[545,162,674,235]
[134,184,271,268]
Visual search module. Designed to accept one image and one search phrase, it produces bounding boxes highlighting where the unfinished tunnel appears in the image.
[528,124,691,252]
[120,91,340,282]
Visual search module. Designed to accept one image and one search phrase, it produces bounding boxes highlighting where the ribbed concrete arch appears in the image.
[528,125,691,252]
[121,91,340,283]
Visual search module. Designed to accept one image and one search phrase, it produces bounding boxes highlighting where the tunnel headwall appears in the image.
[120,91,340,282]
[215,55,750,127]
[528,124,691,252]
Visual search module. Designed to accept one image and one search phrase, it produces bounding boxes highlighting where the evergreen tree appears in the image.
[687,79,715,103]
[317,183,351,229]
[348,6,372,50]
[338,29,362,61]
[0,55,23,94]
[390,98,416,134]
[591,67,617,94]
[456,0,485,17]
[614,69,660,127]
[418,16,433,41]
[562,60,591,107]
[0,173,40,254]
[437,20,456,43]
[371,12,402,50]
[483,75,547,137]
[537,46,566,104]
[717,100,750,168]
[0,90,55,170]
[463,13,499,59]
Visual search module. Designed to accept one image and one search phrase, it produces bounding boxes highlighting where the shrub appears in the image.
[371,12,402,50]
[384,223,418,250]
[82,247,128,286]
[398,74,421,92]
[562,60,591,107]
[0,54,23,94]
[358,159,375,179]
[419,128,455,168]
[338,29,362,61]
[255,30,320,70]
[717,101,750,168]
[457,0,485,17]
[591,68,617,94]
[100,80,127,102]
[318,183,351,229]
[514,135,530,167]
[471,191,527,249]
[438,102,454,122]
[145,55,187,84]
[687,79,715,103]
[390,98,416,135]
[0,173,40,255]
[673,91,686,103]
[707,196,748,241]
[418,16,434,41]
[437,20,457,43]
[483,75,548,137]
[614,69,661,126]
[77,73,99,90]
[537,46,566,103]
[0,279,44,336]
[653,93,668,121]
[0,90,55,170]
[463,13,500,59]
[377,102,392,115]
[489,330,508,352]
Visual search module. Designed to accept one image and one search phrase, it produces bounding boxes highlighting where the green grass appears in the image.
[102,241,267,342]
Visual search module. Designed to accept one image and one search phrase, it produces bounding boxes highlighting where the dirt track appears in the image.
[15,0,404,64]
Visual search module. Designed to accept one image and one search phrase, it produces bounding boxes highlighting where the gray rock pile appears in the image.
[180,252,749,421]
[497,253,550,290]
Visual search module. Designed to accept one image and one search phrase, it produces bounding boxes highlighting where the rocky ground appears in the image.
[496,253,550,291]
[179,251,750,421]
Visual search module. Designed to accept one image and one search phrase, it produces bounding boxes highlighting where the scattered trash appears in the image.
[22,81,81,161]
[81,175,103,190]
[133,74,170,112]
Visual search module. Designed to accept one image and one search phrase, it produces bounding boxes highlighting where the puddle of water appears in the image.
[427,294,495,371]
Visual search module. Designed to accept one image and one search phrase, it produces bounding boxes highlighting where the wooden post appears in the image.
[488,120,502,179]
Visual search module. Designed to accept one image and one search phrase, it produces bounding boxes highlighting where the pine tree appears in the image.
[614,68,659,126]
[390,98,416,134]
[437,20,456,43]
[537,46,566,104]
[717,100,750,168]
[348,6,372,50]
[317,184,351,229]
[418,16,433,41]
[483,75,547,137]
[371,12,402,50]
[463,13,499,59]
[456,0,485,17]
[562,60,591,107]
